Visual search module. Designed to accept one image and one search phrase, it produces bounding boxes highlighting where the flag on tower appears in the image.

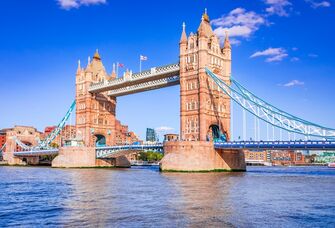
[140,55,148,61]
[139,55,148,72]
[116,62,125,78]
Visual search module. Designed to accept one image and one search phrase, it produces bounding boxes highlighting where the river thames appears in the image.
[0,166,334,227]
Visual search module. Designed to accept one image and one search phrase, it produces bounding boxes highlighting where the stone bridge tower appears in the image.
[75,50,117,147]
[179,11,231,142]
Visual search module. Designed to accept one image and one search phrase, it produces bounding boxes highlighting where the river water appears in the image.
[0,166,334,227]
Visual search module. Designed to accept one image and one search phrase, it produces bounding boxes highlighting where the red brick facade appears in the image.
[179,13,231,142]
[75,51,140,146]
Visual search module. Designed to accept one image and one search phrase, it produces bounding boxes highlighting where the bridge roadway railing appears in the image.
[96,144,164,158]
[89,63,180,94]
[13,148,59,157]
[107,76,180,97]
[214,140,335,150]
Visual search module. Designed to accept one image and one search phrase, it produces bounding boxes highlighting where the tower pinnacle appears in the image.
[202,8,210,22]
[180,22,187,44]
[93,49,101,60]
[198,9,213,37]
[77,59,81,74]
[224,30,231,49]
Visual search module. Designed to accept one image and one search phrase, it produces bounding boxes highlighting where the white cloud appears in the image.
[250,47,288,62]
[264,0,292,17]
[57,0,106,10]
[155,126,174,133]
[211,8,266,45]
[305,0,331,8]
[290,57,300,62]
[281,80,305,87]
[266,53,288,62]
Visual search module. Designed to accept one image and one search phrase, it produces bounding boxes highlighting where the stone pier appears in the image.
[160,141,246,172]
[3,152,39,166]
[52,146,131,168]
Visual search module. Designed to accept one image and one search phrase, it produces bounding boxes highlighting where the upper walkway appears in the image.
[89,63,180,96]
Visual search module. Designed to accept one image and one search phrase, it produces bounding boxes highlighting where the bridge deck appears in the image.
[13,149,59,157]
[214,140,335,150]
[107,76,180,97]
[89,63,180,95]
[12,141,335,158]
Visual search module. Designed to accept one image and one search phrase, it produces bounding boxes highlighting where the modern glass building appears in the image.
[146,128,157,142]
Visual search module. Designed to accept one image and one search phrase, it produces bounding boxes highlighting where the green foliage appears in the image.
[138,151,163,162]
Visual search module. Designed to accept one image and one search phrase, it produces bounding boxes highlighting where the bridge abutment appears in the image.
[52,146,130,168]
[160,141,246,172]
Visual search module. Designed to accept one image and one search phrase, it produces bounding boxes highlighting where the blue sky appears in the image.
[0,0,334,140]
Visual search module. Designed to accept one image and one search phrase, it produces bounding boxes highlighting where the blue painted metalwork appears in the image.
[38,100,76,149]
[13,101,76,152]
[214,140,335,150]
[205,68,335,139]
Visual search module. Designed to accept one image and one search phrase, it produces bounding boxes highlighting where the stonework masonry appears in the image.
[75,51,140,147]
[160,11,245,172]
[2,126,42,165]
[179,12,231,142]
[161,141,245,171]
[52,146,130,168]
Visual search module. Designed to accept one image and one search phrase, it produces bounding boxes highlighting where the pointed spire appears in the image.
[93,49,101,60]
[180,22,187,44]
[112,63,116,73]
[86,56,92,71]
[202,8,210,23]
[198,9,213,37]
[77,59,81,74]
[110,63,116,78]
[224,30,231,49]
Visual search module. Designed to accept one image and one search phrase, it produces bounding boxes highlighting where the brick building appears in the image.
[244,150,306,166]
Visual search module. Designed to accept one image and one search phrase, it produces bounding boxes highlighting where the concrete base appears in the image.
[52,146,131,168]
[160,141,246,172]
[3,152,39,166]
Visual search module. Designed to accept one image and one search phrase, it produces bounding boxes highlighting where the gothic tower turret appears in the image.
[179,10,232,142]
[75,51,116,146]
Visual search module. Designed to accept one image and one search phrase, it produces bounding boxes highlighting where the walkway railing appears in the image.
[214,140,335,150]
[13,148,59,157]
[107,76,180,97]
[96,144,164,158]
[89,63,180,94]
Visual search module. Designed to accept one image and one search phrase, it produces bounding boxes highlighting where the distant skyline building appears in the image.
[146,128,157,142]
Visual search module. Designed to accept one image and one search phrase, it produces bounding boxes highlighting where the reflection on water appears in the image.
[0,166,334,227]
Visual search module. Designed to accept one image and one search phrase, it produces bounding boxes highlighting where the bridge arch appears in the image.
[94,134,106,147]
[208,124,227,142]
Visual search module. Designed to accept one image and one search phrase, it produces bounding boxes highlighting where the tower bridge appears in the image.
[2,11,335,171]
